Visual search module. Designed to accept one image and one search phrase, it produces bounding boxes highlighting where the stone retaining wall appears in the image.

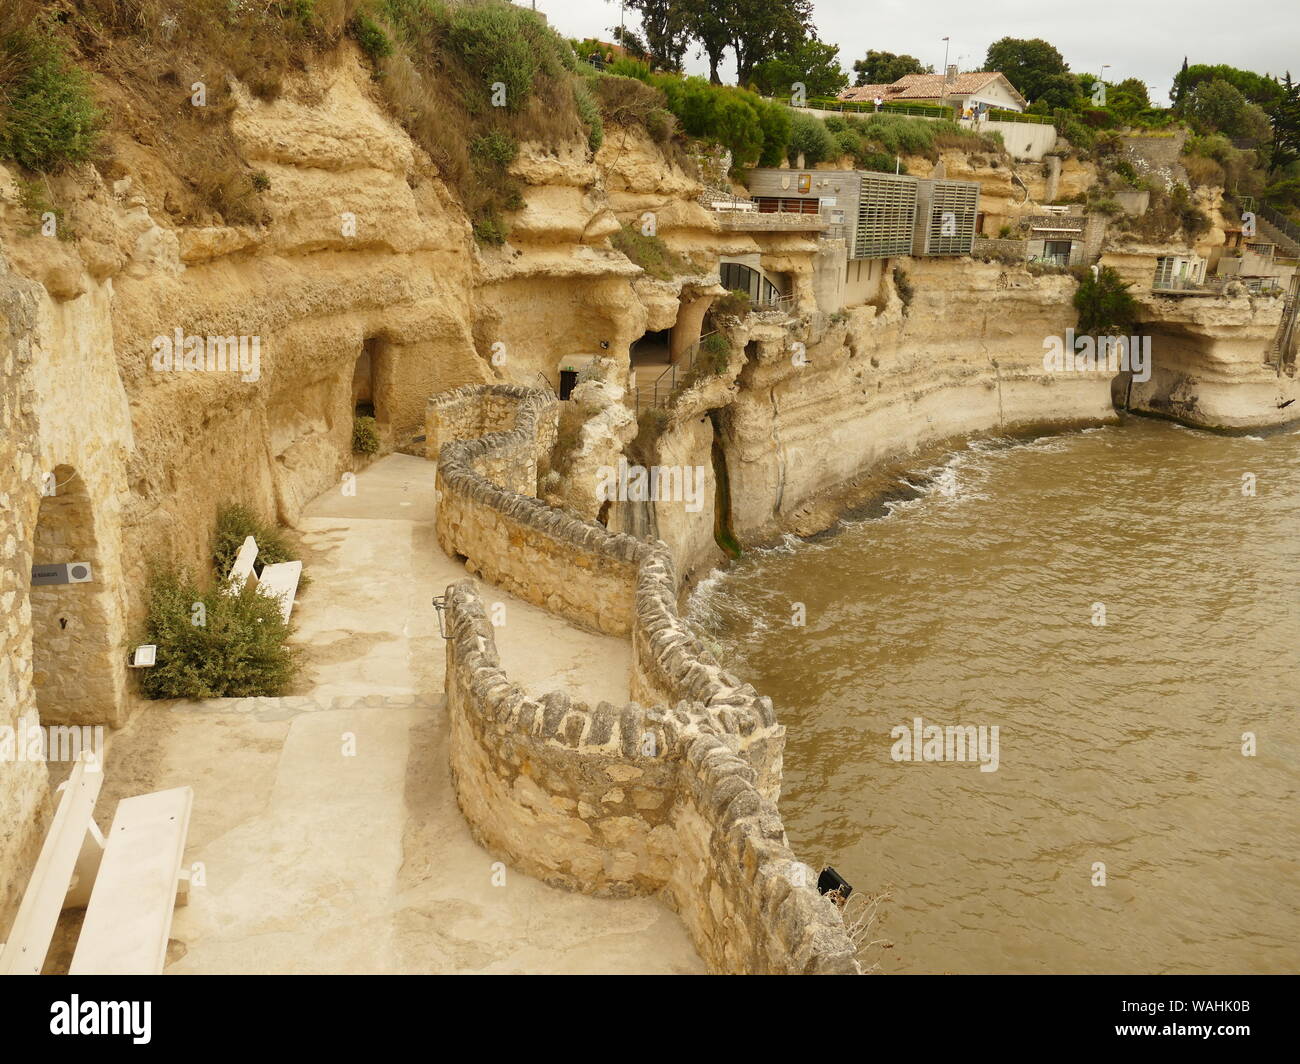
[443,582,858,973]
[431,384,858,974]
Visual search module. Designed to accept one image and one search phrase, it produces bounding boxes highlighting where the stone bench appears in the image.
[0,755,193,975]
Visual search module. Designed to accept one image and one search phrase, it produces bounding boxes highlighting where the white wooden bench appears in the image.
[258,560,302,624]
[0,755,193,975]
[225,535,260,594]
[223,534,301,622]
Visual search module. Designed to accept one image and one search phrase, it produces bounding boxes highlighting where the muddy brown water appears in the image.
[687,417,1300,973]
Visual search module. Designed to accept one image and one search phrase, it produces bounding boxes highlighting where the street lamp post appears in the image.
[942,37,952,115]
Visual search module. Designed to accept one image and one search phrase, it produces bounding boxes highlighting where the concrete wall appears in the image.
[975,119,1057,162]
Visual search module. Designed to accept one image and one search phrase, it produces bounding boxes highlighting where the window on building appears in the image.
[720,262,783,305]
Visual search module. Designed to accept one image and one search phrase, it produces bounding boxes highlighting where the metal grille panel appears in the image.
[924,180,980,255]
[855,173,918,259]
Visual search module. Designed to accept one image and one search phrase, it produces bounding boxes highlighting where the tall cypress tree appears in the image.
[1269,71,1300,174]
[1171,56,1189,113]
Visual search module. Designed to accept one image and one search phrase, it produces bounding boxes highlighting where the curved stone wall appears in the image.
[431,383,858,974]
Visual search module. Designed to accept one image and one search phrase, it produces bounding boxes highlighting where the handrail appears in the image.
[1259,204,1300,250]
[984,108,1053,125]
[635,329,722,413]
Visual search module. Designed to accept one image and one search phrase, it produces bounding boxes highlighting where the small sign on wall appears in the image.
[31,562,93,586]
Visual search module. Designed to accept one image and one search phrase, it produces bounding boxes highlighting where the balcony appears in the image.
[709,197,830,234]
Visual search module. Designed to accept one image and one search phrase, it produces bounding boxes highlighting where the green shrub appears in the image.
[349,13,394,61]
[753,97,792,167]
[470,129,517,167]
[857,149,900,173]
[138,565,299,700]
[1074,266,1139,334]
[696,332,732,376]
[653,75,784,168]
[446,1,542,112]
[608,57,653,83]
[212,504,299,579]
[0,27,100,171]
[15,177,67,236]
[352,414,381,455]
[472,209,508,244]
[610,222,690,279]
[712,289,751,317]
[786,110,837,166]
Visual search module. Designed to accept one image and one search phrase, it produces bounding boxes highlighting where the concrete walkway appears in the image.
[84,455,702,974]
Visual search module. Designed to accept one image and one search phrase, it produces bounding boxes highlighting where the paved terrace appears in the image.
[63,455,704,974]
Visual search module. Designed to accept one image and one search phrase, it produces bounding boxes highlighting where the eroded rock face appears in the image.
[549,377,638,521]
[0,38,1292,736]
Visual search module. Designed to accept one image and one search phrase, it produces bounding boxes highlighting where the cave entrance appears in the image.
[352,337,390,424]
[30,466,119,726]
[630,327,673,400]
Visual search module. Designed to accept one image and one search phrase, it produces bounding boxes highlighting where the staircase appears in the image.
[1268,274,1300,372]
[1255,210,1300,259]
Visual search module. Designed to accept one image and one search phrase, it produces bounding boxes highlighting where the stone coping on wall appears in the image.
[429,383,859,974]
[431,383,782,781]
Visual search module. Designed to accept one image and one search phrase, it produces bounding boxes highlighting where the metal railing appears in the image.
[1259,204,1300,253]
[634,329,735,413]
[1152,275,1227,295]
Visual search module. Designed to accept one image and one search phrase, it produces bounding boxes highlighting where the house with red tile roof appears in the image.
[840,70,1028,113]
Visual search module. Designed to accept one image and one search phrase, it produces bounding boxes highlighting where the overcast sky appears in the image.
[534,0,1298,106]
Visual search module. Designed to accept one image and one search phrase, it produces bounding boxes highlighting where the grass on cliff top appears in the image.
[354,0,592,244]
[0,9,100,171]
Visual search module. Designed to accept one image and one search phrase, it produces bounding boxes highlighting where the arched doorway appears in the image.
[29,466,121,726]
[352,337,382,421]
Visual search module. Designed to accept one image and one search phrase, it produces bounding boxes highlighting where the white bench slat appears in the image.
[258,560,301,623]
[225,535,259,593]
[69,786,193,976]
[0,758,103,975]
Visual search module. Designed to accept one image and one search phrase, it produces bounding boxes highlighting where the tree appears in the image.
[726,0,813,88]
[1269,72,1300,174]
[983,37,1070,103]
[852,50,930,86]
[1171,57,1189,113]
[1186,78,1252,136]
[680,0,729,84]
[1036,71,1084,110]
[625,0,691,72]
[1173,63,1283,112]
[751,36,846,99]
[610,25,649,62]
[1074,267,1139,336]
